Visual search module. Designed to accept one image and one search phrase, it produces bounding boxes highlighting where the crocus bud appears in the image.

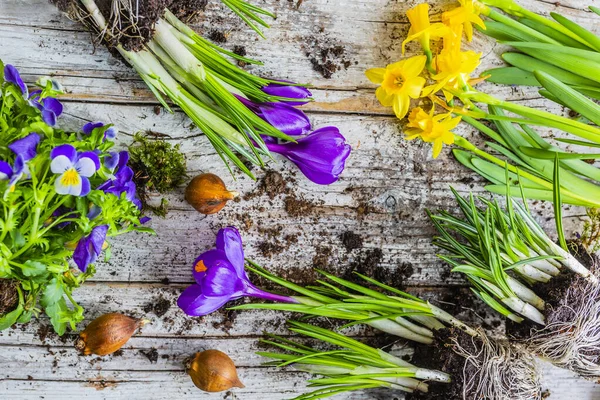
[75,313,148,356]
[186,350,245,392]
[185,173,238,215]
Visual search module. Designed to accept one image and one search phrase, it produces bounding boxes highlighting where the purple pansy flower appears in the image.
[83,121,118,140]
[97,151,141,208]
[236,95,311,136]
[50,144,100,196]
[0,133,41,192]
[4,64,28,98]
[29,92,63,127]
[261,82,312,106]
[264,126,351,185]
[177,227,298,317]
[73,225,108,272]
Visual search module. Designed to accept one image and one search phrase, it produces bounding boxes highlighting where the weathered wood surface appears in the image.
[2,0,600,398]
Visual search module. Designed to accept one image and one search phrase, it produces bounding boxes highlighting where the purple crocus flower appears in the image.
[264,126,351,185]
[178,227,298,316]
[73,225,108,272]
[236,96,311,136]
[4,64,28,98]
[83,121,118,140]
[50,144,100,196]
[29,94,63,127]
[261,82,312,106]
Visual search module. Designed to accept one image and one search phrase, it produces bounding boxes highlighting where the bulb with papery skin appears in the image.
[75,313,148,356]
[186,349,245,392]
[185,173,239,214]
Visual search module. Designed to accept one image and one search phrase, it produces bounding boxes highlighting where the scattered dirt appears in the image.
[408,328,478,400]
[85,377,119,391]
[284,196,317,218]
[301,31,355,79]
[312,246,333,269]
[143,296,171,317]
[340,231,363,252]
[233,45,248,67]
[141,348,159,363]
[243,171,291,201]
[0,279,19,315]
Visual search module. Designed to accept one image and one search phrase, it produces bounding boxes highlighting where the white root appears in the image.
[526,268,600,378]
[451,329,542,400]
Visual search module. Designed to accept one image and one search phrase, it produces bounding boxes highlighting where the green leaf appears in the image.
[555,138,600,148]
[485,67,539,86]
[518,17,593,49]
[501,53,598,87]
[45,298,68,335]
[21,260,46,277]
[519,147,600,160]
[553,154,568,251]
[591,6,600,17]
[41,277,64,307]
[551,12,600,52]
[0,303,23,330]
[534,70,600,126]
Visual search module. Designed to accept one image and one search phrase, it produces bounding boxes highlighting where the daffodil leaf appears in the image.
[591,6,600,17]
[518,17,593,49]
[534,70,600,126]
[519,147,600,160]
[485,67,540,86]
[485,185,592,207]
[555,137,600,148]
[501,53,598,87]
[551,12,600,52]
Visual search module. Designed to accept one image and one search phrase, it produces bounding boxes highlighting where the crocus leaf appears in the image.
[555,138,600,148]
[553,154,568,251]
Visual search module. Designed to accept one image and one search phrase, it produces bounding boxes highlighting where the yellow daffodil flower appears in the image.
[442,0,486,41]
[422,46,482,100]
[405,107,461,158]
[402,4,449,56]
[365,55,427,119]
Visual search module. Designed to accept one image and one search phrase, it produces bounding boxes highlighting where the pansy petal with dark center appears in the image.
[50,144,77,168]
[76,152,101,176]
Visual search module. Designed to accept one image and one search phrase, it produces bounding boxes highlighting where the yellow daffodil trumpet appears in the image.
[402,4,449,61]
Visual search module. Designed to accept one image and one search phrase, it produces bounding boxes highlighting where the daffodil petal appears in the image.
[405,76,427,98]
[432,140,444,158]
[376,86,394,107]
[392,94,410,119]
[365,68,386,84]
[402,55,427,79]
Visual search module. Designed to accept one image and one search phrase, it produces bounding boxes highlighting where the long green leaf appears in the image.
[519,147,600,160]
[551,12,600,52]
[485,67,539,86]
[553,154,568,251]
[518,17,593,49]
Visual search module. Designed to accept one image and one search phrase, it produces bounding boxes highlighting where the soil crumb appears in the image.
[143,296,171,317]
[340,231,363,252]
[312,246,333,269]
[0,279,18,315]
[208,29,227,43]
[284,196,316,217]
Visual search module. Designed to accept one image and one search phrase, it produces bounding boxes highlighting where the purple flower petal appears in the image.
[77,151,101,173]
[266,126,351,185]
[262,83,312,105]
[72,225,108,272]
[192,249,231,284]
[12,155,25,176]
[259,103,311,136]
[140,216,151,224]
[83,122,104,135]
[4,64,28,97]
[51,144,77,163]
[8,133,40,161]
[0,161,12,180]
[79,177,91,197]
[216,227,246,277]
[117,151,129,169]
[177,285,230,317]
[104,127,118,140]
[201,263,245,297]
[42,98,63,117]
[41,110,57,127]
[104,152,120,170]
[87,204,102,220]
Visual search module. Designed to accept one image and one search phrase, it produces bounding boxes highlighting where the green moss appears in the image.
[128,132,187,216]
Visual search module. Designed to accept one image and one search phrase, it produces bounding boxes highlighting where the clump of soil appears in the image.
[408,328,478,400]
[143,296,171,317]
[233,45,248,67]
[340,231,362,252]
[243,171,291,201]
[301,32,354,78]
[0,279,19,315]
[128,132,187,216]
[141,348,159,363]
[208,29,227,43]
[312,246,333,269]
[344,248,413,289]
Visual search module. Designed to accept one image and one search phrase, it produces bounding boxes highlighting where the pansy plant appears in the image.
[0,62,152,334]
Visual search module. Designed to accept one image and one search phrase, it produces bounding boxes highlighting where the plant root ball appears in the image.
[408,327,542,400]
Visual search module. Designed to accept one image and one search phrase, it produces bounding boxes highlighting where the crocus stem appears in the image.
[244,285,300,303]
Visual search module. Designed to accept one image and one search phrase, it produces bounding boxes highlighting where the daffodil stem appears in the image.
[486,9,558,44]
